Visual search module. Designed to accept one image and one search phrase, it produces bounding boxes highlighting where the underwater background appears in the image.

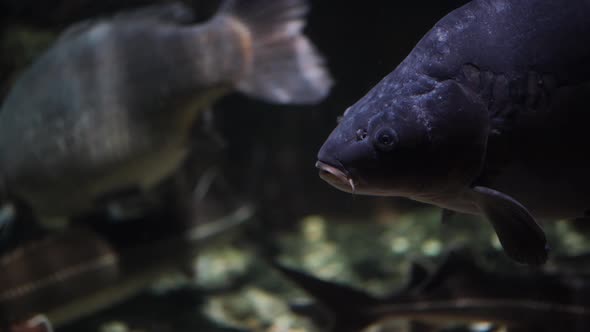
[2,0,590,331]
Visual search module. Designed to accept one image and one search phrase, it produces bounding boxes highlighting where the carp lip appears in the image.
[315,160,356,192]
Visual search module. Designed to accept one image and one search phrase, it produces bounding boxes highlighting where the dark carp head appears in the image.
[317,68,490,203]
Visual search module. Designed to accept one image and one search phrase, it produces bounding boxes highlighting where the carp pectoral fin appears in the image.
[471,186,549,265]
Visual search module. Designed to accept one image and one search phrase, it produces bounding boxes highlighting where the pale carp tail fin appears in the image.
[221,0,333,105]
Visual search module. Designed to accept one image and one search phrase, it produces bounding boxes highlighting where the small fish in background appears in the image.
[316,0,590,265]
[0,0,332,228]
[8,315,52,332]
[272,250,590,332]
[0,203,252,331]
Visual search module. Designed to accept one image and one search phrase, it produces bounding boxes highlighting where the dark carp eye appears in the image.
[373,127,398,151]
[356,128,368,141]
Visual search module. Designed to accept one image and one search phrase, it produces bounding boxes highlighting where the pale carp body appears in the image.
[0,0,332,224]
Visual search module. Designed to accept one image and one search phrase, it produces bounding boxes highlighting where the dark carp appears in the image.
[316,0,590,265]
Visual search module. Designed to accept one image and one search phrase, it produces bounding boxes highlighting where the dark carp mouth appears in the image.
[315,160,356,192]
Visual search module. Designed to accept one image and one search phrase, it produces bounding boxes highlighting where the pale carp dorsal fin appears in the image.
[110,2,195,24]
[471,186,548,265]
[57,2,195,43]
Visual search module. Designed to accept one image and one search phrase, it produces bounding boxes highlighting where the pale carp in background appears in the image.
[0,0,332,228]
[316,0,590,265]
